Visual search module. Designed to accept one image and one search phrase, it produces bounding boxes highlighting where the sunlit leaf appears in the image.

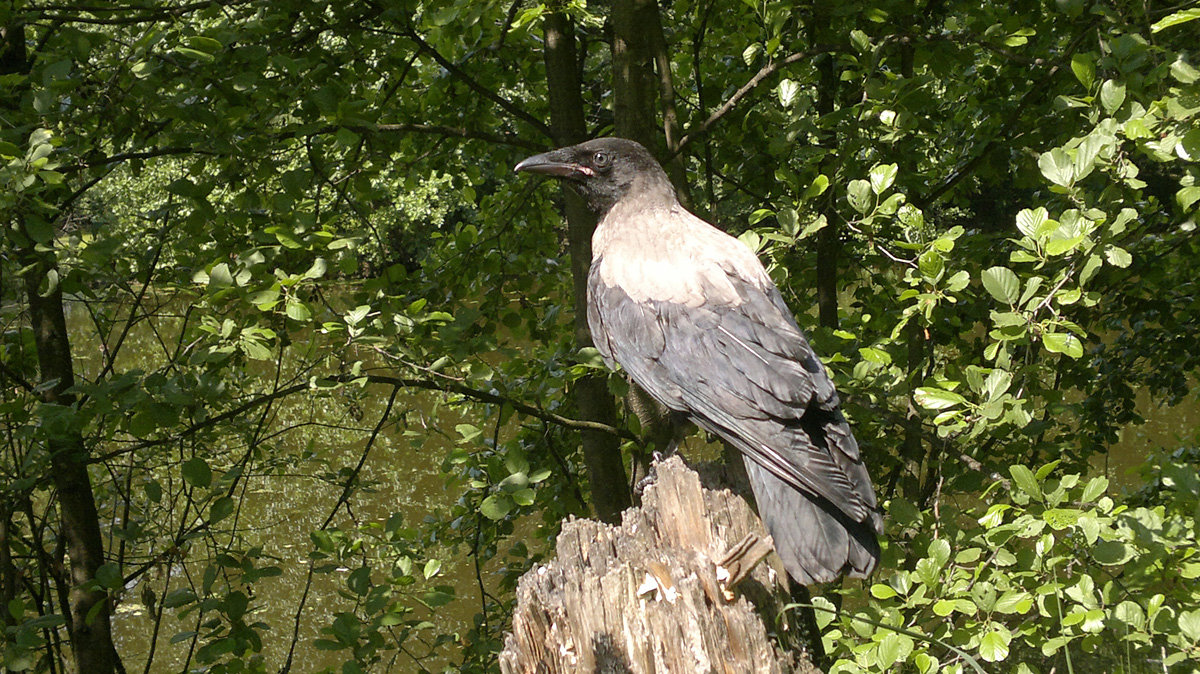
[982,266,1020,304]
[1043,332,1083,358]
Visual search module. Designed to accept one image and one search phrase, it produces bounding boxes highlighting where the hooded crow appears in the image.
[516,137,882,585]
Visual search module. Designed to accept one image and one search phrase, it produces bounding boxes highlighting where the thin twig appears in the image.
[671,47,829,157]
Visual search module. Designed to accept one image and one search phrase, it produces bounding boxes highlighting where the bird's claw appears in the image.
[633,454,665,496]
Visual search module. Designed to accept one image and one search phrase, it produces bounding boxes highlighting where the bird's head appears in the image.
[514,137,675,215]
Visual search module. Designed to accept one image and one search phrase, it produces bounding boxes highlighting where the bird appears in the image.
[515,137,881,585]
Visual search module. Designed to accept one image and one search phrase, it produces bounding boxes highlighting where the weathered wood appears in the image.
[500,456,819,674]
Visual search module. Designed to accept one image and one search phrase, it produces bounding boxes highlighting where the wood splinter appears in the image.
[717,532,776,596]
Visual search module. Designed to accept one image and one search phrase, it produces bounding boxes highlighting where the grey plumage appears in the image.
[516,137,882,585]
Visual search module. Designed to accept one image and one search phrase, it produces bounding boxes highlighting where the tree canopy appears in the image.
[2,0,1199,672]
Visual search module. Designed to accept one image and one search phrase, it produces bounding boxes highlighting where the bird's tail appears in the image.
[743,458,881,585]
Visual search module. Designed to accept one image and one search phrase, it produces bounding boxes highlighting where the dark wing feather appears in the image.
[588,257,878,527]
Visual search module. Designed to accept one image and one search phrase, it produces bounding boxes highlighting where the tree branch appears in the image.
[31,0,256,26]
[94,372,636,464]
[372,122,544,150]
[671,47,827,158]
[394,28,552,139]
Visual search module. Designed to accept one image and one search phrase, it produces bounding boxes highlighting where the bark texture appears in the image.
[499,456,819,674]
[543,7,632,522]
[21,251,120,674]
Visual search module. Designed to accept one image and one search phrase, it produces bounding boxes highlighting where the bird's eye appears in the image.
[592,151,611,168]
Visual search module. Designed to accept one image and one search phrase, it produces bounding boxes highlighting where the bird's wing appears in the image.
[588,253,875,523]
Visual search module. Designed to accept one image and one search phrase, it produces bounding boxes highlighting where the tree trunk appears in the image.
[542,7,632,523]
[20,245,120,674]
[499,456,817,674]
[610,0,660,152]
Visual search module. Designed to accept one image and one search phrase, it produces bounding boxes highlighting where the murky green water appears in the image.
[65,295,490,672]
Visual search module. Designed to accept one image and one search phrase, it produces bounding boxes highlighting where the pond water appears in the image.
[64,297,492,672]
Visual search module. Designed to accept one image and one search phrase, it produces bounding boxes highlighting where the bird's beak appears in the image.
[514,150,594,178]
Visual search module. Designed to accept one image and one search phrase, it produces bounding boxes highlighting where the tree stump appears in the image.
[499,456,819,673]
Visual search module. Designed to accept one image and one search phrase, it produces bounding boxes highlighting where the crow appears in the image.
[515,137,881,585]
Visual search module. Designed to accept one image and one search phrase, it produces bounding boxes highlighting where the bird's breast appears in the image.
[592,205,769,308]
[594,253,740,307]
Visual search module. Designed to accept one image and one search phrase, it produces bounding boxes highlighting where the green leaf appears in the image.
[479,494,512,520]
[1015,207,1049,238]
[208,263,234,288]
[742,43,762,66]
[1093,540,1133,565]
[870,583,897,599]
[945,270,970,292]
[209,496,235,523]
[802,174,829,199]
[983,369,1011,400]
[979,628,1012,662]
[777,78,800,107]
[859,346,892,364]
[1043,332,1083,358]
[1104,245,1132,268]
[422,587,455,608]
[347,566,371,595]
[182,457,212,488]
[928,538,951,566]
[849,29,870,52]
[914,387,967,410]
[869,164,898,194]
[173,46,215,62]
[1170,57,1200,84]
[1010,464,1039,497]
[1045,234,1084,256]
[143,479,163,503]
[1043,508,1082,529]
[456,423,481,443]
[1080,253,1103,285]
[1070,53,1095,88]
[423,559,442,579]
[798,214,827,239]
[1151,8,1200,32]
[1099,79,1125,113]
[875,632,911,669]
[995,590,1033,614]
[932,598,977,616]
[129,410,158,438]
[186,36,224,53]
[981,266,1019,304]
[1176,186,1200,212]
[918,250,944,282]
[1176,610,1200,640]
[932,598,958,616]
[847,179,872,214]
[302,257,328,280]
[285,298,311,322]
[915,653,939,674]
[1113,601,1146,630]
[1080,476,1108,502]
[94,563,124,590]
[1038,148,1074,186]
